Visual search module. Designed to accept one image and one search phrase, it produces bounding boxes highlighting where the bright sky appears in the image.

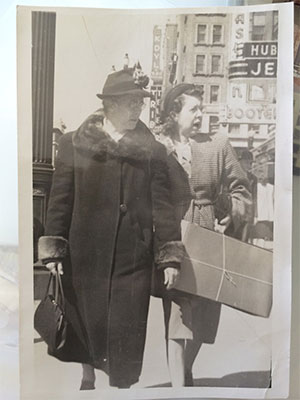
[53,11,176,130]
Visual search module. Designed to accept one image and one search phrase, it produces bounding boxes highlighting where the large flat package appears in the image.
[175,221,273,318]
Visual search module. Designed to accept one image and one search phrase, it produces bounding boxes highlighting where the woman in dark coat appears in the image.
[38,67,184,389]
[155,83,252,387]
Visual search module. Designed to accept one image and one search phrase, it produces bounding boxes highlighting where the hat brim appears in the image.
[97,88,152,99]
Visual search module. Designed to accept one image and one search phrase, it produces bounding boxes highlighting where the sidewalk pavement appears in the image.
[31,296,271,393]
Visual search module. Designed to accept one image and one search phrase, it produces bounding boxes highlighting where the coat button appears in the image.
[120,203,127,213]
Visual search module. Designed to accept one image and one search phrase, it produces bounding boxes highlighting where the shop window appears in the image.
[248,84,266,102]
[248,83,276,103]
[211,55,222,74]
[212,25,223,44]
[228,124,240,135]
[197,24,207,43]
[249,124,260,134]
[195,54,206,74]
[210,85,220,103]
[251,12,266,41]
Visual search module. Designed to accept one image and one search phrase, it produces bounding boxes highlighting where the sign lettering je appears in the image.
[248,59,277,77]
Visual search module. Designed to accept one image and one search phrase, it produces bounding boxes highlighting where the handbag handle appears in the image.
[55,270,65,310]
[43,267,65,310]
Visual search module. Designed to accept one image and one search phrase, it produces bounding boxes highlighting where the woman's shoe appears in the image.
[79,380,95,390]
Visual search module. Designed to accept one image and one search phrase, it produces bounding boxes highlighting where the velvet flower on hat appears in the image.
[133,62,149,89]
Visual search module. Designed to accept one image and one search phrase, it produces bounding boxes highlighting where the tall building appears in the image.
[170,13,231,133]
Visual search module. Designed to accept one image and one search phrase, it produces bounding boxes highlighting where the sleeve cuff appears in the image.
[154,241,185,269]
[38,236,68,263]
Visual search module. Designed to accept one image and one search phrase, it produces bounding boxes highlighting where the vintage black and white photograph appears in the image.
[17,3,293,399]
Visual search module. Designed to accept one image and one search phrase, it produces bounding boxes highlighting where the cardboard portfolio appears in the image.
[175,221,273,318]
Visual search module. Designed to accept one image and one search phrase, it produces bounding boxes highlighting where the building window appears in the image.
[210,85,220,103]
[251,12,266,41]
[248,82,276,103]
[212,25,223,44]
[211,55,222,74]
[209,115,219,133]
[197,24,207,43]
[248,84,266,102]
[195,55,206,74]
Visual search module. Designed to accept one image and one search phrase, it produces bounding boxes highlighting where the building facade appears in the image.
[155,11,278,179]
[176,13,230,133]
[225,10,277,154]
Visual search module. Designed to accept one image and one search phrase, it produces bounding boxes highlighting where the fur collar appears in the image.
[72,109,153,161]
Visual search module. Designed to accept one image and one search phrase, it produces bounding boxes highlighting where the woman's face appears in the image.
[175,95,203,138]
[108,94,145,132]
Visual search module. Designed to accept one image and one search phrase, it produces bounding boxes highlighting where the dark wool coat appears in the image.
[157,132,252,343]
[38,110,184,387]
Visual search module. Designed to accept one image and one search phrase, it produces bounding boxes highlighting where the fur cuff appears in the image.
[155,241,186,269]
[38,236,68,263]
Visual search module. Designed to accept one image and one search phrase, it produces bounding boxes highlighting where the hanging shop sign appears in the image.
[243,42,278,58]
[151,26,163,84]
[229,58,277,79]
[246,58,277,78]
[231,13,247,60]
[149,85,162,129]
[223,104,276,124]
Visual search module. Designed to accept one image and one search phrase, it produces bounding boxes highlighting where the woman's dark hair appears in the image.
[160,86,203,138]
[167,88,203,117]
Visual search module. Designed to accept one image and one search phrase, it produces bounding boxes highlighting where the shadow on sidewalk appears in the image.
[147,370,272,388]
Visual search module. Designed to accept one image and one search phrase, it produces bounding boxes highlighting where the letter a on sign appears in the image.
[235,14,244,24]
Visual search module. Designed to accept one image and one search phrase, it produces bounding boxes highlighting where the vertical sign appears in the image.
[231,13,245,61]
[150,26,163,129]
[151,26,163,84]
[149,85,162,130]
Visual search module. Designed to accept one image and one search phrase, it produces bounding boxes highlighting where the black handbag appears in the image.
[34,269,67,352]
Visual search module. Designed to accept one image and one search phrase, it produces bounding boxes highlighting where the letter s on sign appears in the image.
[236,27,244,40]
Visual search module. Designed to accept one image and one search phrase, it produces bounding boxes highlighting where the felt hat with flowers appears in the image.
[97,62,151,99]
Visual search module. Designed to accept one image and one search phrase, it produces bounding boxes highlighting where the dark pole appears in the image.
[32,11,56,298]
